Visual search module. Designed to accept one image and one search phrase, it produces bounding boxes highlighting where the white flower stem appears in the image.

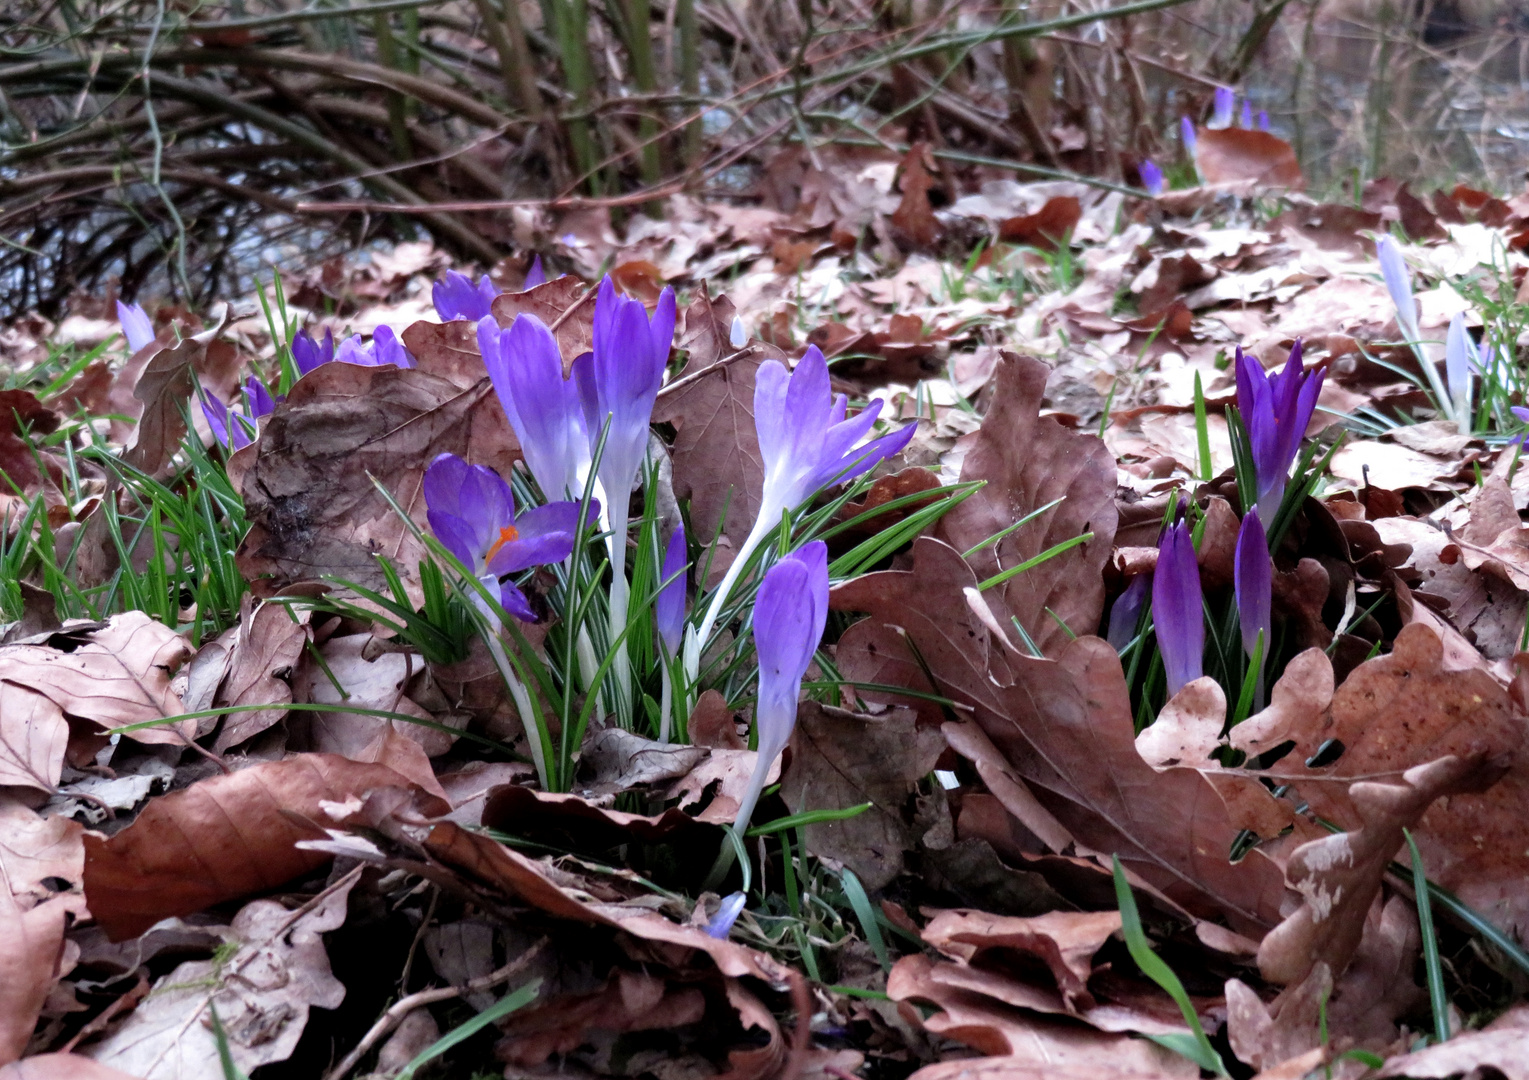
[658,659,673,743]
[730,747,778,836]
[483,630,550,790]
[606,504,633,727]
[687,506,777,686]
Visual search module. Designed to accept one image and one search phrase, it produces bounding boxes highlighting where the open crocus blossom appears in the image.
[1235,342,1324,524]
[423,453,592,623]
[478,313,592,502]
[1139,160,1165,196]
[733,540,828,834]
[433,270,499,323]
[202,377,278,450]
[117,301,156,353]
[335,325,415,369]
[1152,517,1203,699]
[693,347,914,655]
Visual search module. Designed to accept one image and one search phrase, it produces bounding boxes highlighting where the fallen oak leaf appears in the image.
[82,753,448,940]
[1258,754,1508,987]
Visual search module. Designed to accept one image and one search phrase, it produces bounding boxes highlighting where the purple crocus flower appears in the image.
[291,328,335,376]
[523,255,546,291]
[733,541,828,833]
[478,313,592,502]
[1235,342,1324,524]
[117,301,156,353]
[1257,109,1270,132]
[1180,116,1198,155]
[1445,311,1474,432]
[1511,406,1529,447]
[1152,518,1203,699]
[202,376,281,450]
[705,892,747,939]
[433,270,499,323]
[423,453,592,622]
[1234,510,1271,663]
[1376,235,1421,345]
[656,523,687,658]
[335,325,415,369]
[1139,160,1165,196]
[691,346,914,655]
[1240,100,1253,128]
[1211,87,1235,128]
[1107,574,1151,653]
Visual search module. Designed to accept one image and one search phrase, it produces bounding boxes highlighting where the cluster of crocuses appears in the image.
[1117,341,1321,713]
[421,269,911,831]
[1140,88,1272,196]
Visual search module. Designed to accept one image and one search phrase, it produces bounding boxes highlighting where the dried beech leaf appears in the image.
[1194,128,1304,189]
[920,908,1122,1011]
[0,683,67,793]
[83,754,447,940]
[0,612,194,746]
[779,702,945,889]
[238,336,520,600]
[212,597,310,751]
[936,353,1117,654]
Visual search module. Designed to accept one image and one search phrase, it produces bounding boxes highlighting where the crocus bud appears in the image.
[1107,574,1150,654]
[1240,100,1253,128]
[1139,160,1165,196]
[1377,235,1420,344]
[1152,519,1203,698]
[116,301,155,353]
[1445,311,1473,432]
[1181,116,1198,155]
[705,892,747,939]
[655,523,687,657]
[730,315,748,349]
[1211,87,1235,128]
[524,255,546,290]
[732,541,829,833]
[1234,510,1271,662]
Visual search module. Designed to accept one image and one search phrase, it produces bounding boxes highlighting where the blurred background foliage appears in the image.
[4,0,1529,319]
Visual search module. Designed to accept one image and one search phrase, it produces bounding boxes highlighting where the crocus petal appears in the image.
[201,392,232,448]
[245,377,278,419]
[1234,511,1272,661]
[1376,235,1420,343]
[1240,100,1253,128]
[1180,116,1198,154]
[497,578,538,622]
[730,316,748,349]
[370,324,415,369]
[1514,406,1529,424]
[1445,311,1472,415]
[117,301,156,353]
[523,256,546,290]
[656,523,688,656]
[705,892,747,939]
[1139,160,1164,196]
[429,512,483,574]
[1211,87,1235,128]
[433,270,497,323]
[1152,519,1203,698]
[422,452,473,520]
[480,313,591,501]
[485,500,588,575]
[291,329,335,376]
[752,540,829,760]
[1106,574,1150,654]
[423,453,516,569]
[1257,109,1270,131]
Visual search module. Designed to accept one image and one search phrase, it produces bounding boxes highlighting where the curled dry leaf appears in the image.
[82,878,352,1079]
[238,332,520,601]
[1376,1003,1529,1079]
[211,596,311,752]
[778,701,945,889]
[123,305,231,477]
[1243,624,1529,942]
[936,353,1117,656]
[835,537,1288,933]
[665,746,780,826]
[0,612,194,747]
[83,753,448,940]
[1258,754,1507,987]
[577,727,708,796]
[920,909,1123,1011]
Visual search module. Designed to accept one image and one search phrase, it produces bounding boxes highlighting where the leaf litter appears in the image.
[5,143,1529,1080]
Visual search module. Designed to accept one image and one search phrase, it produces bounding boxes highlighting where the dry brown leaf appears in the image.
[82,753,447,940]
[652,286,782,553]
[0,612,194,747]
[835,537,1288,933]
[666,746,778,825]
[489,275,595,374]
[0,893,71,1065]
[299,633,455,758]
[1194,128,1304,189]
[688,688,745,750]
[935,353,1117,655]
[1245,624,1529,941]
[123,308,230,476]
[82,879,352,1078]
[892,143,942,249]
[778,701,945,888]
[211,596,310,751]
[238,331,521,600]
[0,683,67,794]
[0,798,84,909]
[1376,1003,1529,1079]
[999,196,1083,251]
[0,1055,140,1080]
[1258,754,1507,986]
[920,909,1123,1011]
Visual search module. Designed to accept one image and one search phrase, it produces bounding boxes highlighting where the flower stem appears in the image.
[658,660,673,743]
[483,630,550,790]
[688,506,776,685]
[606,505,633,727]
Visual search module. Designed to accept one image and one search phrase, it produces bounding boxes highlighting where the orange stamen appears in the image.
[485,524,519,564]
